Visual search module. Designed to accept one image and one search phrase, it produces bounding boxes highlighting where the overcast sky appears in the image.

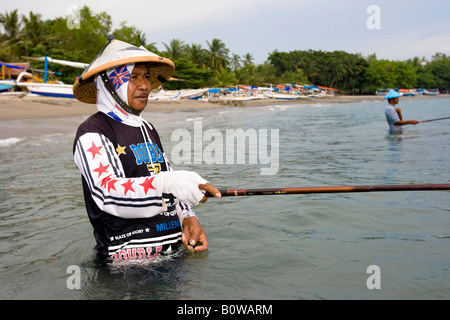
[3,0,450,64]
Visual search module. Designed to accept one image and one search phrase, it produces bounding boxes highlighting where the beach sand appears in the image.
[0,92,447,139]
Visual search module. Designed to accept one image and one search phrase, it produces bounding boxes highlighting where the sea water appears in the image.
[0,97,449,300]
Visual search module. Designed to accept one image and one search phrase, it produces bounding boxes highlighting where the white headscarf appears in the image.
[94,62,144,127]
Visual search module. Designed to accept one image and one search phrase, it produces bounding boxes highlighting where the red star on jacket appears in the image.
[93,162,110,178]
[140,177,156,195]
[107,178,118,192]
[121,179,135,195]
[101,175,112,188]
[87,142,102,160]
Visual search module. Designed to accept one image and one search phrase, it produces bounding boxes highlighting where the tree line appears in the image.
[1,6,449,94]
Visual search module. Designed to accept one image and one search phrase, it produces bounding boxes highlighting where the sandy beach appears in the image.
[0,92,447,139]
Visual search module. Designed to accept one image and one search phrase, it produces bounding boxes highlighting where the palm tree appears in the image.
[144,42,159,54]
[205,38,229,70]
[20,11,48,51]
[0,9,22,40]
[243,53,254,66]
[113,22,146,47]
[133,30,147,47]
[214,68,236,87]
[162,38,186,60]
[230,53,241,71]
[0,9,22,60]
[186,43,207,67]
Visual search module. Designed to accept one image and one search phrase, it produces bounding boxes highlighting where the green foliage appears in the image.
[49,6,111,61]
[268,50,368,93]
[162,39,186,60]
[163,58,214,90]
[113,22,147,47]
[362,59,417,93]
[1,6,449,92]
[416,58,450,91]
[205,38,229,71]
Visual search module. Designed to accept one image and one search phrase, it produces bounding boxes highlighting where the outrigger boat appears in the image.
[375,88,391,96]
[417,88,439,95]
[0,84,12,93]
[399,89,416,96]
[0,70,76,98]
[24,82,76,98]
[265,92,301,100]
[0,56,88,98]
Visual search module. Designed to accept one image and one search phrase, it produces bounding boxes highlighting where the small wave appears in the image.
[0,137,23,147]
[313,103,334,108]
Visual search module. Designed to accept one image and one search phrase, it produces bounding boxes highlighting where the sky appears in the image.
[3,0,450,65]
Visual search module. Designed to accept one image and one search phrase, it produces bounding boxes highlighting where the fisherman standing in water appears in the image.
[384,89,419,133]
[72,36,221,264]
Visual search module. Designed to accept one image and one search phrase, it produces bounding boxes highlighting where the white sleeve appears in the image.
[175,200,197,225]
[162,152,198,223]
[74,132,167,219]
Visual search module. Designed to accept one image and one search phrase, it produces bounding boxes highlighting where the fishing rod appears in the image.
[205,183,450,197]
[420,116,450,123]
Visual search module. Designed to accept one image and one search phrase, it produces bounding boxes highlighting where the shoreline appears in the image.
[1,92,448,121]
[0,93,448,139]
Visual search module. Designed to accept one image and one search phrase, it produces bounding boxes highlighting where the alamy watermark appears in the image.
[66,265,81,290]
[66,5,81,29]
[170,121,279,175]
[366,265,381,289]
[366,5,381,30]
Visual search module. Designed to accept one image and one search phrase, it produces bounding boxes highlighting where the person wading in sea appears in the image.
[384,89,419,133]
[72,36,221,264]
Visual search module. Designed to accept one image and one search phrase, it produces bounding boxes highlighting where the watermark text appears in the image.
[66,5,81,29]
[66,265,81,290]
[170,121,279,175]
[366,5,381,30]
[366,264,381,289]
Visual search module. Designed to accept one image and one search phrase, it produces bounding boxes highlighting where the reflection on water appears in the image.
[383,132,403,183]
[0,97,449,299]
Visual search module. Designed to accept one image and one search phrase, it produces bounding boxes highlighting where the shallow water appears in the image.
[0,97,449,299]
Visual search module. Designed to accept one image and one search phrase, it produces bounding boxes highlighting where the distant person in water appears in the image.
[384,89,419,133]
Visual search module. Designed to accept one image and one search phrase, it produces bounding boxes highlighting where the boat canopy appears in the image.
[0,63,26,70]
[317,85,338,91]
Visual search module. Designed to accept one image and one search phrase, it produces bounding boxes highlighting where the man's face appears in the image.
[127,64,151,111]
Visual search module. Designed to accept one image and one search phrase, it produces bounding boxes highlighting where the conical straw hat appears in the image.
[73,36,175,104]
[384,89,402,99]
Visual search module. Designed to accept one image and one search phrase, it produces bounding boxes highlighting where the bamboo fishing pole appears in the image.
[205,183,450,197]
[420,116,450,123]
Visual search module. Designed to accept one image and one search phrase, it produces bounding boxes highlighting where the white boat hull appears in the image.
[265,93,308,100]
[27,84,75,98]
